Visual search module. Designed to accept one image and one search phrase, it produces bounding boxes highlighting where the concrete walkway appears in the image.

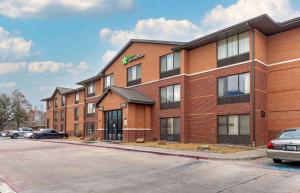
[39,139,266,160]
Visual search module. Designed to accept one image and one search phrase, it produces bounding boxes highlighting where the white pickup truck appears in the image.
[9,127,33,139]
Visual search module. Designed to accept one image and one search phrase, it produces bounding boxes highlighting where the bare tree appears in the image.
[0,94,13,131]
[11,89,31,128]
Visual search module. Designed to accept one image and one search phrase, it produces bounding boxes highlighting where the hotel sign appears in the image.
[122,54,144,65]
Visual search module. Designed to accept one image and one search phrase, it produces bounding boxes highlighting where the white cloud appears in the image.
[202,0,300,31]
[27,60,90,74]
[27,60,65,73]
[0,0,135,19]
[100,0,300,50]
[0,82,17,89]
[0,26,32,61]
[0,62,26,75]
[99,17,202,47]
[66,61,90,75]
[102,49,117,63]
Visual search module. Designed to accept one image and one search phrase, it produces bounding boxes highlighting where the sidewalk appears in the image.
[39,139,267,160]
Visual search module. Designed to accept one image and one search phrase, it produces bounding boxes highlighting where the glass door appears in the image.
[104,110,123,141]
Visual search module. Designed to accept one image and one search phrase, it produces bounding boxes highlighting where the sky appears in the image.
[0,0,300,110]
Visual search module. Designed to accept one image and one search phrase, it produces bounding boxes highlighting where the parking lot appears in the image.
[0,138,299,193]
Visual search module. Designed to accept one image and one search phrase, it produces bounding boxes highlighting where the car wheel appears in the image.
[11,134,18,139]
[273,159,282,163]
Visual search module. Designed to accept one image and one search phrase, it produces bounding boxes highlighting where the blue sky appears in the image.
[0,0,300,109]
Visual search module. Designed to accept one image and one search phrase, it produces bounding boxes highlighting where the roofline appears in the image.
[62,87,85,95]
[173,14,271,51]
[76,74,103,85]
[40,98,51,102]
[40,86,83,101]
[97,39,185,75]
[96,86,155,106]
[173,14,300,51]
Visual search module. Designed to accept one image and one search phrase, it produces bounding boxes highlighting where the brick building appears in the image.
[42,14,300,145]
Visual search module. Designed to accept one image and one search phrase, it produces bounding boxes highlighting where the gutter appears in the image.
[249,23,256,147]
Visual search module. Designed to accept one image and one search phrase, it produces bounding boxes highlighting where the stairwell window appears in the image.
[61,110,65,121]
[75,92,80,104]
[127,64,141,86]
[87,82,95,97]
[160,52,180,78]
[74,107,79,120]
[104,74,113,89]
[87,103,95,116]
[86,123,95,135]
[160,84,180,109]
[217,32,250,67]
[61,96,65,107]
[54,98,58,108]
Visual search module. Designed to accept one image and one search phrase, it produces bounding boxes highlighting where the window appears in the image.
[74,123,80,136]
[160,118,180,141]
[86,123,95,135]
[61,96,65,106]
[160,84,180,109]
[54,111,58,122]
[47,119,50,128]
[61,110,65,121]
[218,73,250,104]
[54,98,58,108]
[218,115,250,136]
[87,103,95,115]
[47,100,50,109]
[160,52,180,78]
[104,74,113,89]
[127,64,141,86]
[87,82,95,97]
[217,32,250,67]
[74,107,79,120]
[61,124,64,132]
[75,92,80,104]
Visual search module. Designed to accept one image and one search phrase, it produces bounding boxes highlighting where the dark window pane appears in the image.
[167,118,173,134]
[173,118,180,135]
[173,52,180,69]
[166,86,174,103]
[228,115,239,135]
[160,57,167,72]
[239,73,250,94]
[218,116,227,135]
[239,115,250,135]
[160,119,167,135]
[160,87,167,103]
[227,75,239,96]
[128,67,132,82]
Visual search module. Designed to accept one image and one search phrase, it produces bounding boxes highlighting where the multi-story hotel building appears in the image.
[42,14,300,145]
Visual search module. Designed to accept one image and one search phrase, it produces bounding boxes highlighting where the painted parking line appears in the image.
[265,164,300,172]
[0,182,16,193]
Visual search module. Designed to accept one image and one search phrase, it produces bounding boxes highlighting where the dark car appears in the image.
[31,129,68,139]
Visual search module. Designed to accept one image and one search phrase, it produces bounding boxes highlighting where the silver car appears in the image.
[267,128,300,163]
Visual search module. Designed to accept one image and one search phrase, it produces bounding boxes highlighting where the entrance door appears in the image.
[104,110,123,141]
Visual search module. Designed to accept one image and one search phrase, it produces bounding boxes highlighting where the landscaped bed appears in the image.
[123,141,254,154]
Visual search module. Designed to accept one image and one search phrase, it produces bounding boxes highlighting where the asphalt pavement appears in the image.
[0,137,299,193]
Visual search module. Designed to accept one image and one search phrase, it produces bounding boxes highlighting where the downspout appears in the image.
[249,23,256,147]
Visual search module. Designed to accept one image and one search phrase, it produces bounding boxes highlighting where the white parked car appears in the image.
[267,128,300,163]
[9,127,33,139]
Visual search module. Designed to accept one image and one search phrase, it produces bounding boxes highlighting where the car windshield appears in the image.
[278,129,300,139]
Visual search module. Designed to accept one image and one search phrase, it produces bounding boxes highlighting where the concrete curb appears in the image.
[38,140,266,161]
